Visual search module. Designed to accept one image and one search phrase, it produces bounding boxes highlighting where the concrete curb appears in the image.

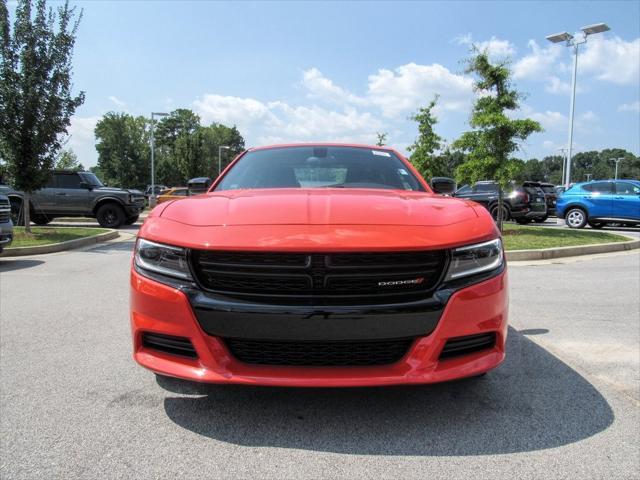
[506,237,640,261]
[49,215,148,224]
[0,228,119,257]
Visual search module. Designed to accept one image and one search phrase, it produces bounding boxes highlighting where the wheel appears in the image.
[96,203,125,228]
[516,218,532,225]
[9,198,24,226]
[124,215,139,225]
[588,221,604,229]
[31,214,51,225]
[489,205,510,222]
[565,208,587,229]
[533,216,548,223]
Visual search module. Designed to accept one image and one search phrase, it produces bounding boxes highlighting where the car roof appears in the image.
[247,143,395,152]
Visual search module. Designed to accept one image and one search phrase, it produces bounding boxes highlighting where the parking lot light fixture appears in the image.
[546,23,610,189]
[611,157,624,180]
[150,112,169,207]
[218,145,231,177]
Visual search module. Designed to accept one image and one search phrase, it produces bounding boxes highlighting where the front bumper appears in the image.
[0,221,13,251]
[130,268,509,387]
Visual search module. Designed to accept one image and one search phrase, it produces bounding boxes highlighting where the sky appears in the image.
[9,0,640,167]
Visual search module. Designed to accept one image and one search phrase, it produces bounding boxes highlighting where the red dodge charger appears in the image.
[130,144,508,387]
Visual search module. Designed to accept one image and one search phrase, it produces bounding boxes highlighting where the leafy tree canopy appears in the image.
[0,0,85,230]
[452,52,542,187]
[55,147,83,171]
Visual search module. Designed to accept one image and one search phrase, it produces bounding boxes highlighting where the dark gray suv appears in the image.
[0,171,146,229]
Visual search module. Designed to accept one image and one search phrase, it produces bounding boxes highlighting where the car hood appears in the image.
[159,189,478,226]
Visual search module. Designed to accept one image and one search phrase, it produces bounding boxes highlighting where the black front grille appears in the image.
[0,201,10,222]
[142,332,197,358]
[224,338,414,366]
[439,332,496,359]
[190,250,447,301]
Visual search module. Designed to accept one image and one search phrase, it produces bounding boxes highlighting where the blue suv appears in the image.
[556,180,640,229]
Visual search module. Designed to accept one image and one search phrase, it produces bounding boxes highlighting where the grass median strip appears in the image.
[10,227,110,248]
[502,223,629,250]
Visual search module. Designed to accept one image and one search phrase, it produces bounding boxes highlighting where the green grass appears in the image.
[10,227,109,248]
[502,223,629,250]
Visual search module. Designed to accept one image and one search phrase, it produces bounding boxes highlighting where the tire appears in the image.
[588,221,604,229]
[489,205,510,222]
[124,215,139,225]
[516,218,532,225]
[565,207,587,229]
[533,216,548,223]
[31,214,51,225]
[96,203,126,228]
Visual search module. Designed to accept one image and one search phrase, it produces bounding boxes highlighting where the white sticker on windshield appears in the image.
[372,150,391,157]
[398,168,409,175]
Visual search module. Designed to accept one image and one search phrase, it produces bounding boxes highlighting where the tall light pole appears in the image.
[149,112,169,207]
[547,23,610,189]
[611,157,624,180]
[218,145,231,177]
[557,147,567,186]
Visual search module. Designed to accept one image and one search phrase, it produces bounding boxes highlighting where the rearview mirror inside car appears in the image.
[431,177,457,195]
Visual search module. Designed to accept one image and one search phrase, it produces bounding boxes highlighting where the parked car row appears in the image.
[0,170,146,229]
[452,181,549,223]
[556,180,640,228]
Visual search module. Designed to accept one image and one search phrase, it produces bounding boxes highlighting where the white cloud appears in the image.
[513,40,564,79]
[193,94,273,130]
[455,34,517,59]
[301,68,366,105]
[193,94,381,147]
[580,36,640,85]
[108,96,126,109]
[366,63,474,117]
[618,101,640,112]
[530,110,567,130]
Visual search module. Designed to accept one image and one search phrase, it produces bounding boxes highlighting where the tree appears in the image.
[0,0,85,231]
[55,147,83,171]
[199,123,245,176]
[375,132,387,146]
[94,112,149,189]
[407,96,446,179]
[452,52,542,229]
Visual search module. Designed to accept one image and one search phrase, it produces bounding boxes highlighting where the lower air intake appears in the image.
[142,332,197,358]
[224,338,414,366]
[439,332,496,359]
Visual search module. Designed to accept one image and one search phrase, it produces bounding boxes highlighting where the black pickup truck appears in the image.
[453,181,548,223]
[0,171,145,229]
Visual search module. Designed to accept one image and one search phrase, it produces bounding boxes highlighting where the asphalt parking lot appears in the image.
[1,228,638,479]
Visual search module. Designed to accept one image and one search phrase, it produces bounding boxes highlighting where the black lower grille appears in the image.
[190,250,447,302]
[142,332,197,358]
[224,338,414,366]
[439,332,496,359]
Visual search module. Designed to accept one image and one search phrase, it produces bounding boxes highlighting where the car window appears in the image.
[582,182,613,193]
[215,146,425,191]
[615,182,640,195]
[540,185,556,193]
[44,175,56,188]
[475,183,498,193]
[57,173,82,189]
[174,189,188,196]
[455,185,471,194]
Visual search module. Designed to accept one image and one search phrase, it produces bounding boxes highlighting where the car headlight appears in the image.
[134,238,192,280]
[445,238,504,281]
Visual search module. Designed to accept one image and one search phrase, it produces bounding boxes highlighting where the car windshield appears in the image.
[540,185,556,193]
[81,173,104,187]
[214,146,425,191]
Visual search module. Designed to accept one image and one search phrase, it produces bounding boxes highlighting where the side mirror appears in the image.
[431,177,457,195]
[79,182,92,190]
